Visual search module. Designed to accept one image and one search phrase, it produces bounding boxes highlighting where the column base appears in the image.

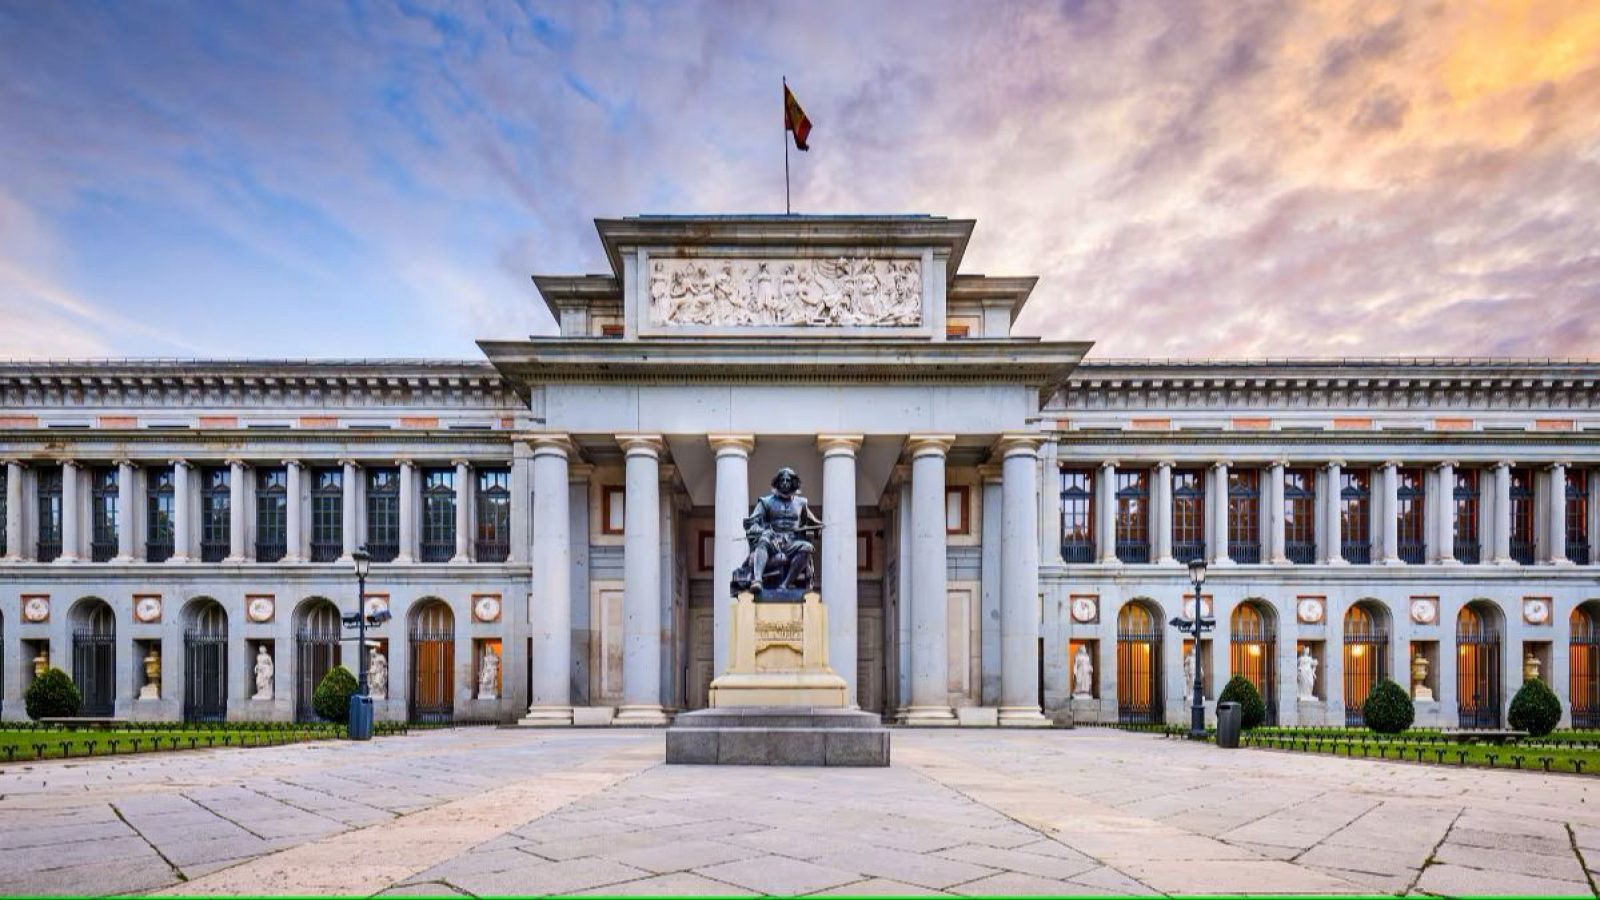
[1437,558,1462,566]
[223,555,246,564]
[53,555,81,565]
[997,706,1052,727]
[518,705,574,726]
[1324,558,1350,567]
[112,555,135,564]
[614,704,671,726]
[899,705,959,726]
[1267,555,1290,565]
[1378,557,1405,566]
[449,553,471,564]
[1549,559,1577,567]
[1209,558,1236,567]
[395,554,415,564]
[166,555,193,564]
[1492,558,1519,567]
[1156,556,1180,566]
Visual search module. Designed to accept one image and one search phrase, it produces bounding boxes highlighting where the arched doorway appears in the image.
[1230,601,1277,724]
[70,599,115,716]
[295,598,341,722]
[183,599,228,722]
[1116,600,1163,724]
[1572,603,1600,728]
[1343,601,1389,726]
[410,600,455,723]
[1457,601,1503,729]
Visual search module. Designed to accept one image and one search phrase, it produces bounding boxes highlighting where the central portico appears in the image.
[480,215,1088,726]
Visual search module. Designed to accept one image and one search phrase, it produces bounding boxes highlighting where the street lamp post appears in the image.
[343,547,382,741]
[1169,558,1214,740]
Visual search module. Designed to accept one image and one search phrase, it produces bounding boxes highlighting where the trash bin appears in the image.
[1216,701,1242,749]
[347,694,374,741]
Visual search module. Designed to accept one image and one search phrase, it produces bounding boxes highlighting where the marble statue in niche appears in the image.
[1297,646,1318,701]
[1182,649,1196,702]
[253,647,274,701]
[479,649,500,700]
[649,257,922,327]
[369,648,389,701]
[1072,645,1094,699]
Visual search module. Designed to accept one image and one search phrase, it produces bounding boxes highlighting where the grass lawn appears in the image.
[0,721,410,763]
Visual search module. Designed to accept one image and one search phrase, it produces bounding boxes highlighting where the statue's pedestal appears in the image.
[668,591,888,766]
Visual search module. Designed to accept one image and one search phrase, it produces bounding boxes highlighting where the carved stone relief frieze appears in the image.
[647,257,922,328]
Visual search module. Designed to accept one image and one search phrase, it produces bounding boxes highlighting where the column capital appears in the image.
[978,462,1003,483]
[1382,459,1403,470]
[816,434,864,456]
[1325,459,1345,469]
[568,462,595,480]
[1547,460,1572,472]
[1435,459,1459,470]
[616,433,666,458]
[1211,459,1232,470]
[523,433,575,458]
[280,458,302,468]
[59,457,80,470]
[337,457,363,468]
[708,434,756,457]
[906,434,955,458]
[225,457,248,468]
[115,457,136,469]
[396,457,416,468]
[1,458,23,469]
[1268,458,1288,469]
[1155,459,1176,470]
[168,458,190,469]
[992,433,1042,459]
[450,457,472,469]
[1098,458,1120,470]
[1494,459,1514,471]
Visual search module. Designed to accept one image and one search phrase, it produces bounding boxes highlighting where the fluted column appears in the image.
[57,460,81,563]
[115,459,136,562]
[225,459,247,562]
[1210,461,1232,565]
[709,435,754,677]
[525,435,574,723]
[1322,461,1345,565]
[1379,461,1402,565]
[452,459,472,563]
[1153,461,1176,565]
[819,434,863,705]
[998,435,1048,726]
[617,435,668,724]
[169,460,192,563]
[339,459,359,561]
[396,459,416,563]
[1096,461,1118,564]
[1548,462,1570,565]
[284,460,304,562]
[1266,461,1288,564]
[1435,461,1457,564]
[2,460,22,562]
[1491,460,1513,565]
[904,435,957,725]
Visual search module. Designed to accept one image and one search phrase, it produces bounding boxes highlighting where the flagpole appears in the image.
[783,76,791,215]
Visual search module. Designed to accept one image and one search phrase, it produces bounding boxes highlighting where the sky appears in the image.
[1,0,1597,361]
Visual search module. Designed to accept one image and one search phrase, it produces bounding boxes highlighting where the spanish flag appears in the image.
[784,81,812,151]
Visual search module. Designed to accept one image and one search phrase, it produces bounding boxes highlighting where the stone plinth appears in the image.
[666,707,889,767]
[708,591,847,708]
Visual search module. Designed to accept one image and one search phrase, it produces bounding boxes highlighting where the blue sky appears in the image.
[2,1,1597,360]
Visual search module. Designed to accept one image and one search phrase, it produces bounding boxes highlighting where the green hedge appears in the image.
[25,668,81,719]
[1508,679,1561,737]
[1361,679,1415,734]
[312,666,359,723]
[1218,675,1268,730]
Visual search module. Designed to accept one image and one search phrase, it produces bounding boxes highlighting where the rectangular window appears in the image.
[1227,469,1260,564]
[420,467,456,562]
[366,467,400,562]
[945,485,970,535]
[1340,469,1371,564]
[36,465,63,562]
[476,468,511,562]
[255,467,287,562]
[310,467,343,562]
[1568,469,1591,565]
[1171,469,1205,563]
[146,466,175,563]
[601,485,625,535]
[1454,469,1481,564]
[1395,467,1426,564]
[1510,467,1534,564]
[1059,468,1094,563]
[200,466,231,563]
[1283,468,1316,564]
[90,466,119,562]
[1115,470,1150,563]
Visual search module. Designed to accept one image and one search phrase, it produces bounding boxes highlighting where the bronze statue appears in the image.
[732,466,823,596]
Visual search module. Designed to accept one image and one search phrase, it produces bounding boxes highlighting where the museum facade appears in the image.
[1,214,1596,729]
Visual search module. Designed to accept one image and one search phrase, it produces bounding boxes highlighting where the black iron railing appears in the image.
[1061,540,1094,563]
[1229,541,1261,564]
[367,541,399,563]
[1511,539,1535,565]
[420,541,454,563]
[256,541,287,563]
[1568,542,1591,566]
[146,540,174,563]
[91,540,118,563]
[1454,539,1481,564]
[1172,540,1205,564]
[1115,540,1150,564]
[310,541,342,563]
[1341,541,1371,564]
[36,539,61,563]
[475,540,509,563]
[1285,540,1315,564]
[1397,540,1426,565]
[201,541,229,563]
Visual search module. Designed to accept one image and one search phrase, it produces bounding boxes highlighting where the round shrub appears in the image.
[1508,678,1561,737]
[1218,674,1268,730]
[1362,678,1414,734]
[312,666,358,724]
[25,667,82,720]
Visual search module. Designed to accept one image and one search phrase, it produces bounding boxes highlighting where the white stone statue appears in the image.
[1297,647,1318,701]
[368,648,389,701]
[253,647,274,701]
[1072,646,1094,699]
[1182,648,1196,702]
[479,649,500,700]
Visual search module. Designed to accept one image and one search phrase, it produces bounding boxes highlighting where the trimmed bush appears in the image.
[25,667,82,720]
[1508,678,1561,737]
[312,666,359,724]
[1362,678,1415,734]
[1218,674,1268,730]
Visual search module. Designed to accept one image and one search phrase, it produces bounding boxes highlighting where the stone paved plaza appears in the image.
[2,729,1600,896]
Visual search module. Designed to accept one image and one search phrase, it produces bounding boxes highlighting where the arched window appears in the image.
[1572,603,1600,728]
[1117,602,1162,724]
[1343,602,1389,725]
[295,599,341,722]
[1457,602,1503,729]
[1230,602,1276,723]
[183,600,228,722]
[411,600,456,723]
[70,599,115,716]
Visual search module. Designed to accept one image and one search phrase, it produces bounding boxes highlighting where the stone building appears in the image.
[0,214,1596,729]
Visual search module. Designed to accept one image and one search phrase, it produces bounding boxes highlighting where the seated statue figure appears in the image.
[731,466,824,597]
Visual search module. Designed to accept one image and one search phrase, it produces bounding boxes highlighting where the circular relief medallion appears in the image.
[1070,597,1097,624]
[134,596,162,624]
[1524,598,1551,626]
[247,596,275,623]
[1409,599,1438,625]
[363,595,390,619]
[22,596,49,623]
[1296,598,1325,625]
[474,595,503,623]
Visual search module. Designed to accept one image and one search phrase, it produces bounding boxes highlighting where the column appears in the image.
[1548,462,1570,565]
[1267,461,1288,564]
[819,435,863,705]
[1491,460,1513,565]
[396,459,416,563]
[709,435,754,677]
[526,435,574,723]
[998,435,1048,726]
[1434,461,1457,564]
[452,459,472,563]
[1153,461,1175,565]
[339,459,359,561]
[57,460,81,563]
[115,459,136,562]
[225,459,247,562]
[616,435,668,724]
[1590,469,1600,567]
[2,460,22,562]
[1210,461,1232,565]
[1379,461,1401,565]
[1037,438,1061,565]
[904,435,957,725]
[169,460,192,563]
[1096,461,1118,564]
[1322,461,1345,565]
[284,460,304,563]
